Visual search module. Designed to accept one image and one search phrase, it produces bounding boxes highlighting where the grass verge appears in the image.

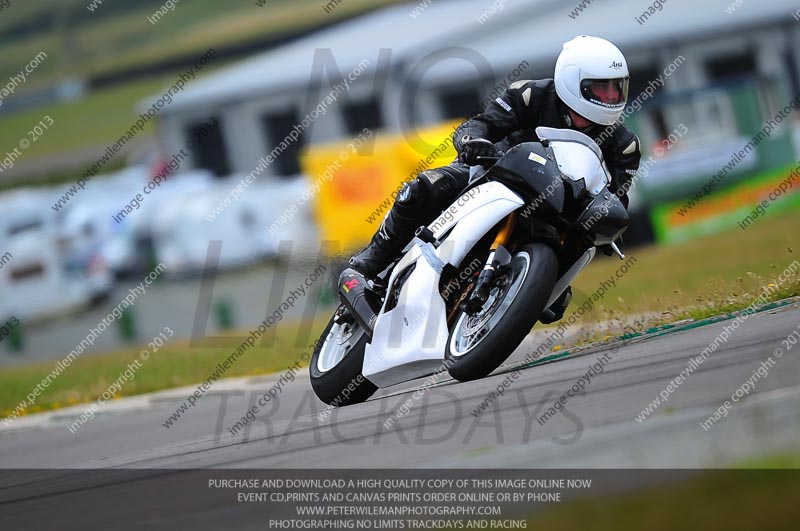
[570,209,799,329]
[0,0,405,86]
[1,210,798,420]
[524,469,800,531]
[0,319,327,420]
[738,448,800,468]
[0,75,167,162]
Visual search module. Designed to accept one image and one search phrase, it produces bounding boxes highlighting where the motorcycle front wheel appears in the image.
[309,313,377,406]
[445,242,558,382]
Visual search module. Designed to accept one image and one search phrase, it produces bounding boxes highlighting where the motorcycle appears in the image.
[310,127,629,406]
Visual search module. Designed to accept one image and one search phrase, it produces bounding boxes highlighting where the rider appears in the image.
[344,36,641,323]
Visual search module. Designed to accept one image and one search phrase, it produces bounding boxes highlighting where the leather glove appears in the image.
[458,138,499,166]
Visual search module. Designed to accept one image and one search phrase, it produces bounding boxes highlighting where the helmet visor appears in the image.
[580,77,629,108]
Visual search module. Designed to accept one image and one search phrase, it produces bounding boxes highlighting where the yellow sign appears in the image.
[301,121,460,254]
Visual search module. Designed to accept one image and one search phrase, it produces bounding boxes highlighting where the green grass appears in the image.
[0,318,328,419]
[738,448,800,468]
[522,469,800,531]
[1,209,798,419]
[0,0,405,185]
[0,74,169,163]
[0,157,128,192]
[0,70,209,188]
[0,0,405,87]
[570,209,800,326]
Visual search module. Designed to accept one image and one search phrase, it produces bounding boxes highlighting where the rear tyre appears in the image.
[445,242,558,382]
[309,314,377,406]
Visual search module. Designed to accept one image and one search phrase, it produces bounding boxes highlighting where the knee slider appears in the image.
[419,168,468,211]
[396,179,422,206]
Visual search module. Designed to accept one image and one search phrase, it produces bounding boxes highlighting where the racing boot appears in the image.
[338,205,417,329]
[347,193,421,280]
[539,286,572,324]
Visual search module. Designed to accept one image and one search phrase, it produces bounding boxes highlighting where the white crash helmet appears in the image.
[554,36,630,126]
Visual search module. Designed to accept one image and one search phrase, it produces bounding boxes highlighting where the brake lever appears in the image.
[610,241,625,260]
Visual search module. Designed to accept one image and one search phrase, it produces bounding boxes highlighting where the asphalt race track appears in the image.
[1,304,799,528]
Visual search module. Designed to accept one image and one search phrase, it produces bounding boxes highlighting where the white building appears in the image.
[143,0,800,189]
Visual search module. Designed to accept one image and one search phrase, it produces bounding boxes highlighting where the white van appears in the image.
[149,186,269,274]
[0,190,99,321]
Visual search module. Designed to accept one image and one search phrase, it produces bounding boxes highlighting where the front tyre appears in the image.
[310,314,377,406]
[446,242,558,382]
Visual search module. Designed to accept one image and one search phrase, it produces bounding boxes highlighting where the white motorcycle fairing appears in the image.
[361,181,525,387]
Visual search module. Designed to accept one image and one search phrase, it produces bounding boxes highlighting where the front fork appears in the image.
[461,213,517,314]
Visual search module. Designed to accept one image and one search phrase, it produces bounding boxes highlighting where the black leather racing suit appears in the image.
[454,78,641,208]
[350,78,641,290]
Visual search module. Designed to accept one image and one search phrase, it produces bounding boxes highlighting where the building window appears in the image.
[437,86,481,119]
[627,65,669,140]
[784,48,800,97]
[628,66,662,101]
[262,109,305,177]
[706,51,757,82]
[185,117,230,177]
[341,97,383,135]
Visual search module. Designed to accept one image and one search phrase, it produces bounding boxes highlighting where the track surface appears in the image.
[1,304,798,469]
[1,305,799,529]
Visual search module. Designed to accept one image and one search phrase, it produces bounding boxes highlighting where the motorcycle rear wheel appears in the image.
[309,313,377,406]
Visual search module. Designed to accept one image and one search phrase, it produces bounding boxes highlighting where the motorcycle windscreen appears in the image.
[535,127,610,196]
